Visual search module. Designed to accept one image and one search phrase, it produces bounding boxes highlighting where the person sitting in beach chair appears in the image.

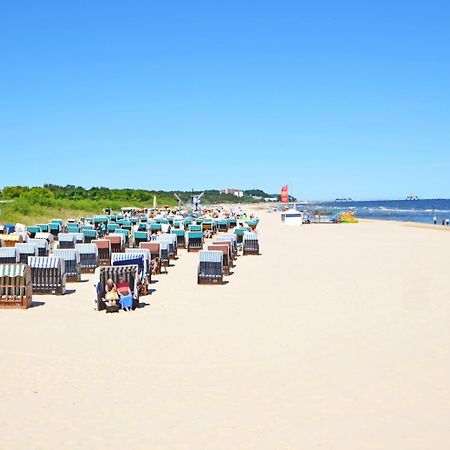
[116,275,133,311]
[151,257,160,275]
[102,278,120,313]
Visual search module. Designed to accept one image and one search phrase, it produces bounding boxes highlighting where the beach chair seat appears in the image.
[75,243,99,272]
[197,250,223,285]
[53,249,81,282]
[15,243,38,264]
[0,248,19,264]
[0,264,32,309]
[28,256,66,295]
[94,265,139,312]
[243,233,259,255]
[83,229,98,244]
[187,231,203,252]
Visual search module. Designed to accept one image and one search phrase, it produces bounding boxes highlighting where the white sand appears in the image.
[1,212,450,449]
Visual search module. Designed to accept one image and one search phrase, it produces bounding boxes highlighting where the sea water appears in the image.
[294,199,450,224]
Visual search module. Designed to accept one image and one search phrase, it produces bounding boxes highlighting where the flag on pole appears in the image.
[280,185,289,203]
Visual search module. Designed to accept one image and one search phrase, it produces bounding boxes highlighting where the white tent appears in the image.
[281,209,303,225]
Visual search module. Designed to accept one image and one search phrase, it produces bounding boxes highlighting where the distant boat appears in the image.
[335,198,353,202]
[406,195,419,201]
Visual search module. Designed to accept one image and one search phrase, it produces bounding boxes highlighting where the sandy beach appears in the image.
[1,211,450,449]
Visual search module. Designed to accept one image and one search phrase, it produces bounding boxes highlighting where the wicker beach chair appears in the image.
[15,243,38,264]
[75,243,99,272]
[53,249,81,282]
[157,234,177,259]
[28,238,49,256]
[94,265,139,312]
[217,220,229,232]
[197,250,223,285]
[83,229,98,244]
[140,242,161,274]
[208,244,232,275]
[243,233,260,255]
[0,264,32,309]
[125,248,152,286]
[27,226,40,238]
[48,222,62,239]
[105,234,124,253]
[133,231,149,248]
[111,253,146,294]
[92,239,111,265]
[171,229,186,248]
[0,234,23,248]
[58,233,77,249]
[0,248,19,264]
[187,231,203,252]
[28,256,66,295]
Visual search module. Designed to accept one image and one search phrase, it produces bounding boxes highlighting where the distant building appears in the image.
[220,188,244,198]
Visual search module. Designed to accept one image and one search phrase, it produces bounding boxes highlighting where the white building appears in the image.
[220,188,244,197]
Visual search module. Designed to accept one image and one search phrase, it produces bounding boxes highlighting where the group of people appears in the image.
[433,216,449,226]
[104,275,133,311]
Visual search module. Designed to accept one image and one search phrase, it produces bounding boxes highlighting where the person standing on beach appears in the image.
[446,218,449,226]
[442,219,446,226]
[433,215,437,224]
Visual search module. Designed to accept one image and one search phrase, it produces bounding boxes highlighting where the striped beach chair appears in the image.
[92,239,111,265]
[75,243,99,272]
[0,264,32,309]
[158,234,177,259]
[125,248,152,285]
[94,265,139,312]
[72,232,85,244]
[15,243,38,264]
[53,249,81,282]
[187,231,203,252]
[28,256,66,295]
[28,238,49,256]
[197,250,223,285]
[111,253,146,293]
[214,234,238,258]
[58,233,77,249]
[243,233,259,255]
[0,248,19,264]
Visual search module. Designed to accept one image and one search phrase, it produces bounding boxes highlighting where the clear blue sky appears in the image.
[1,1,449,200]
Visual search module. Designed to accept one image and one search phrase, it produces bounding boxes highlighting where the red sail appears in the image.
[280,185,289,203]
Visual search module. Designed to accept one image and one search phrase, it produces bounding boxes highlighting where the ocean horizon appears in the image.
[294,199,450,224]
